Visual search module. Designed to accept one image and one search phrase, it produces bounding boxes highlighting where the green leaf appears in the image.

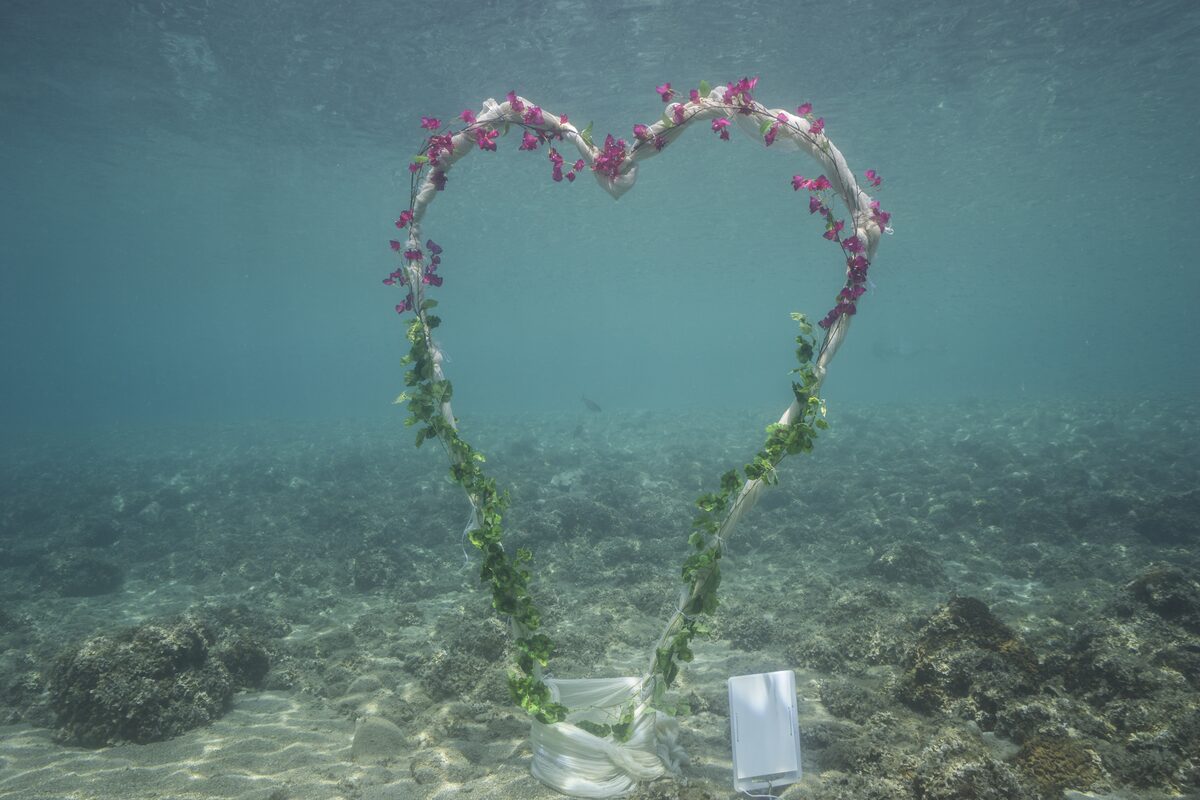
[759,118,773,135]
[576,720,612,738]
[420,299,438,310]
[581,121,594,148]
[699,80,711,97]
[413,154,429,165]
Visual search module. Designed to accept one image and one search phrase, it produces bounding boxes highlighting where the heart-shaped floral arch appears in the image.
[385,78,890,796]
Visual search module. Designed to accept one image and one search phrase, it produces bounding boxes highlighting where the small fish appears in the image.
[581,395,602,413]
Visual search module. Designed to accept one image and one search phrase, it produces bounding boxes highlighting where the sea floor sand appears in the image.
[1,400,1197,799]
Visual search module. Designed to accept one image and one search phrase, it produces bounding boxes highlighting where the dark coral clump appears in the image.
[48,613,269,746]
[1012,735,1104,796]
[911,731,1028,800]
[1124,562,1200,632]
[895,596,1040,727]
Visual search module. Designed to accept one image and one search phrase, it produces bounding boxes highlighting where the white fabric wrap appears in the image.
[529,677,683,798]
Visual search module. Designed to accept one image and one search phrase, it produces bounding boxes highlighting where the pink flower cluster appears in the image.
[593,134,628,180]
[547,148,586,182]
[722,76,758,112]
[474,128,499,151]
[791,102,824,137]
[870,198,891,231]
[395,81,889,333]
[764,112,789,147]
[792,169,890,328]
[632,123,666,150]
[385,239,444,314]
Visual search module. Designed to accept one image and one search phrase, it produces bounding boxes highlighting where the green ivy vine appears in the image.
[397,304,567,724]
[396,307,825,735]
[648,312,827,707]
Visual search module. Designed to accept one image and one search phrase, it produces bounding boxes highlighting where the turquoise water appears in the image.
[1,5,1199,799]
[1,0,1197,426]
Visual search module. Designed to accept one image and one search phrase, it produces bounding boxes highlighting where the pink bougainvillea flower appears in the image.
[633,123,651,140]
[426,240,442,255]
[408,162,420,173]
[672,103,686,124]
[689,88,700,102]
[430,170,447,191]
[395,210,414,229]
[796,102,812,116]
[460,109,476,124]
[847,255,870,282]
[842,235,864,253]
[810,117,825,136]
[864,169,882,187]
[764,122,780,146]
[519,131,540,151]
[506,91,525,113]
[395,293,413,314]
[523,105,545,126]
[547,147,565,181]
[722,76,758,110]
[573,159,585,172]
[426,133,454,166]
[422,270,443,287]
[653,134,666,151]
[420,116,441,131]
[404,248,423,262]
[389,240,402,252]
[823,220,845,240]
[656,82,674,102]
[475,128,499,151]
[869,199,891,230]
[712,117,731,140]
[592,134,628,179]
[808,196,822,214]
[793,175,829,192]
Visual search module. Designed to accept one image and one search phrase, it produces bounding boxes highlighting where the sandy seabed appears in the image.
[1,398,1197,800]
